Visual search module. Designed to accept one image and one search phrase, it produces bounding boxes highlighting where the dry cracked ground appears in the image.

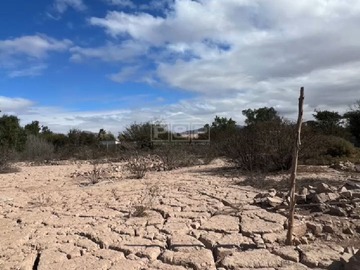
[0,160,359,270]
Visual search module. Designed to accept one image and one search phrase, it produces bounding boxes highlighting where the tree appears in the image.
[312,110,345,136]
[344,101,360,146]
[210,116,237,142]
[24,121,41,136]
[0,115,27,151]
[242,107,281,126]
[98,129,116,141]
[68,129,97,146]
[211,116,237,130]
[119,122,154,148]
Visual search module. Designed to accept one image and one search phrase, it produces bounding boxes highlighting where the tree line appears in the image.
[0,101,359,168]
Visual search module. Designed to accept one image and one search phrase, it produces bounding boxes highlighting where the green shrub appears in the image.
[323,136,355,157]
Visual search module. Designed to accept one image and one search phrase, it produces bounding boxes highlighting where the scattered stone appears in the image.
[306,222,322,236]
[328,206,347,217]
[267,196,283,207]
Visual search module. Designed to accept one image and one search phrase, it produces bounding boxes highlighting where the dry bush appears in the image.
[223,121,294,172]
[89,162,102,184]
[126,154,148,179]
[131,184,161,217]
[0,147,19,174]
[22,135,54,162]
[154,144,201,170]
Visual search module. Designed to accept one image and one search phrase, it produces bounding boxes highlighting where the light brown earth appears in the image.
[0,160,359,269]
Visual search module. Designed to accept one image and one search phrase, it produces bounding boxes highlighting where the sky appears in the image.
[1,0,360,134]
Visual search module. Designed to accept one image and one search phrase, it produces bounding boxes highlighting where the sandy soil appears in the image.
[0,160,358,269]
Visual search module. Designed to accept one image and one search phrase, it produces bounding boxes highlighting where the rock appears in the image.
[317,183,333,193]
[241,209,286,236]
[168,235,205,251]
[277,262,309,270]
[344,181,360,190]
[343,227,355,235]
[299,243,344,268]
[341,190,353,199]
[345,250,360,270]
[323,224,335,234]
[267,196,283,207]
[199,232,254,250]
[272,246,300,262]
[312,192,339,203]
[263,232,287,244]
[200,215,239,233]
[253,234,266,249]
[306,222,322,236]
[300,236,308,244]
[328,206,347,217]
[219,249,283,268]
[268,188,277,197]
[160,249,216,270]
[292,220,307,238]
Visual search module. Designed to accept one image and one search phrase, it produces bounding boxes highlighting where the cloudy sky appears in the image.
[0,0,359,133]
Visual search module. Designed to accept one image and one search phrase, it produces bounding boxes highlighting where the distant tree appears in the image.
[46,133,68,151]
[242,107,281,126]
[68,129,97,146]
[24,121,41,136]
[98,129,116,141]
[119,122,154,148]
[344,101,360,146]
[210,116,237,143]
[41,125,52,136]
[0,115,27,151]
[312,110,345,136]
[211,116,237,131]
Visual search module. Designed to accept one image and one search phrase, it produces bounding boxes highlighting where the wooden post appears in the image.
[286,87,304,245]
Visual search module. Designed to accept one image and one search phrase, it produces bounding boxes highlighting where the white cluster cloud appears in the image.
[104,0,135,8]
[53,0,86,14]
[3,0,360,132]
[0,35,71,77]
[0,96,35,113]
[0,35,72,58]
[80,0,360,121]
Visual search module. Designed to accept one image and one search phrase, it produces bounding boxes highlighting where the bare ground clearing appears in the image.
[0,160,359,269]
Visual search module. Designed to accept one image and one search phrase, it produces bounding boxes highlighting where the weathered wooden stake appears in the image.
[286,87,304,245]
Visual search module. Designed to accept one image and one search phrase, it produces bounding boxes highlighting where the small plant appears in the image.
[126,154,148,179]
[131,183,161,217]
[89,161,102,184]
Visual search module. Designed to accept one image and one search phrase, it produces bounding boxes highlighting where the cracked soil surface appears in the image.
[0,160,358,269]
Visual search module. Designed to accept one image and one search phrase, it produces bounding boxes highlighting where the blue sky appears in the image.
[1,0,360,133]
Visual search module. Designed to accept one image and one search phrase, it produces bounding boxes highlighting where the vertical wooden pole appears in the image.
[286,87,304,245]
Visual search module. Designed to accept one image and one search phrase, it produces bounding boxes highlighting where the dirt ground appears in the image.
[0,160,359,270]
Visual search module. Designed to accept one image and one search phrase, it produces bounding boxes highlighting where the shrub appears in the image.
[221,121,294,172]
[126,154,148,179]
[22,135,54,161]
[323,136,355,157]
[154,144,204,170]
[0,147,19,174]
